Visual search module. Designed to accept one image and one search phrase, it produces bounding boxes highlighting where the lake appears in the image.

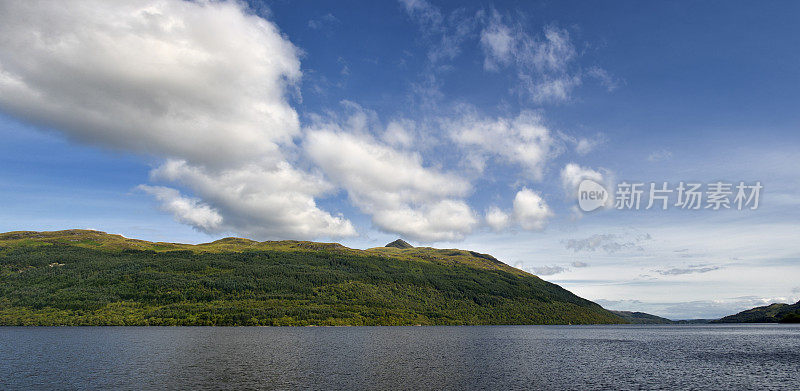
[1,324,798,390]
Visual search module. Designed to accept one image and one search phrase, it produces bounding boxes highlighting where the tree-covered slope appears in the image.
[0,230,624,326]
[610,310,674,324]
[714,301,800,323]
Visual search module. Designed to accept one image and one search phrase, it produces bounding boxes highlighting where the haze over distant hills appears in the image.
[613,303,800,325]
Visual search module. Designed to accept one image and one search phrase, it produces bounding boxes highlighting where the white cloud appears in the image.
[587,67,619,91]
[563,232,651,253]
[150,160,356,239]
[0,0,357,240]
[575,134,607,155]
[656,265,722,276]
[372,199,477,243]
[571,261,589,268]
[447,111,558,180]
[399,0,441,26]
[137,185,222,232]
[382,120,415,148]
[485,206,511,231]
[513,188,553,231]
[399,0,476,63]
[559,163,612,216]
[0,0,300,168]
[305,123,477,242]
[519,73,582,103]
[483,188,553,232]
[525,25,576,72]
[480,12,587,102]
[560,163,604,196]
[402,5,612,104]
[479,19,514,70]
[481,18,575,73]
[575,139,596,155]
[529,265,567,276]
[558,132,606,155]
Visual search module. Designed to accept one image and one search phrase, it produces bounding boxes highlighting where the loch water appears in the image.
[1,324,798,390]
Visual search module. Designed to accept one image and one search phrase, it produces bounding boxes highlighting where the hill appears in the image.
[714,301,800,323]
[385,239,413,249]
[610,310,674,324]
[0,230,625,326]
[672,319,714,324]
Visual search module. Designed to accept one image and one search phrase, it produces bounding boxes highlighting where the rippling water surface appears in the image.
[2,324,798,390]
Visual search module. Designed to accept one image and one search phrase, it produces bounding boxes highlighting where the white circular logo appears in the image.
[578,179,608,212]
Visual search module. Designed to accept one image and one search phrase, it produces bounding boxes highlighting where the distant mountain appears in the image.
[672,319,714,324]
[610,310,674,324]
[714,301,800,323]
[385,239,413,249]
[0,230,626,326]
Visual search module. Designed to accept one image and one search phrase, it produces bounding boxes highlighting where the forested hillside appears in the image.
[0,230,625,326]
[610,310,674,324]
[714,301,800,323]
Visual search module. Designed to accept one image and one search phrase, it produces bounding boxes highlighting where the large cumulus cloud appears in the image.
[0,0,355,239]
[0,0,573,242]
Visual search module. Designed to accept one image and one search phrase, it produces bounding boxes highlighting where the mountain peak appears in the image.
[385,239,413,249]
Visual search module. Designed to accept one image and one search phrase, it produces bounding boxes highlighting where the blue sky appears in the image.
[1,0,798,319]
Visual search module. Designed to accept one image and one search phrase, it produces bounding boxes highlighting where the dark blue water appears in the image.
[1,324,798,390]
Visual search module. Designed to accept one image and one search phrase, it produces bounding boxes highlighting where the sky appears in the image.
[1,0,798,319]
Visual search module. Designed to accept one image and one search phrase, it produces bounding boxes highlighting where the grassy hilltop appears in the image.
[0,230,624,326]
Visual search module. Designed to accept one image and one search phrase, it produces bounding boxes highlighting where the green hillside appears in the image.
[0,230,625,326]
[714,301,800,323]
[610,310,674,324]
